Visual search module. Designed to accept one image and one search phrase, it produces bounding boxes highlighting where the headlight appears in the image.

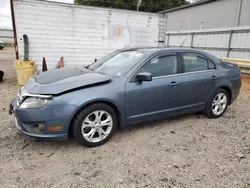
[19,97,49,109]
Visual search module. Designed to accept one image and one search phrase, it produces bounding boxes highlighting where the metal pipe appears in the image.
[190,33,194,48]
[10,0,19,60]
[167,45,250,52]
[234,29,250,33]
[166,34,170,46]
[165,15,168,32]
[227,30,233,58]
[231,48,250,52]
[237,0,243,26]
[166,30,230,36]
[163,14,168,46]
[166,28,250,36]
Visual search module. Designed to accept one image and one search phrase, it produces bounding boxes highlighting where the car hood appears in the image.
[24,67,112,95]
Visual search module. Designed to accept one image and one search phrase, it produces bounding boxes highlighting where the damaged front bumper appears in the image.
[9,97,76,141]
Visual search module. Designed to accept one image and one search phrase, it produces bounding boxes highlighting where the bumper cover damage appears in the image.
[9,97,75,140]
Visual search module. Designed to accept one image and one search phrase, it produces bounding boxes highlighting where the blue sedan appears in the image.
[9,47,241,147]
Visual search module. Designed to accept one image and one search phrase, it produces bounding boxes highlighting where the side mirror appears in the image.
[137,72,152,82]
[94,58,97,62]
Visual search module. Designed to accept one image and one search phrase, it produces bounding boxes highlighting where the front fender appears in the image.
[67,98,126,129]
[50,79,126,130]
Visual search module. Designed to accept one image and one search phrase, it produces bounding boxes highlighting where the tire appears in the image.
[0,71,3,83]
[72,103,117,147]
[205,88,229,118]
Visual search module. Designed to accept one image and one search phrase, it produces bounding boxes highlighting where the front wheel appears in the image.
[72,103,117,147]
[205,89,229,118]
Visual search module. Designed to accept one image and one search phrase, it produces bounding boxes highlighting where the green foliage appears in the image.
[74,0,189,12]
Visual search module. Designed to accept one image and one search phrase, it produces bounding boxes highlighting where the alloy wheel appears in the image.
[81,110,113,143]
[212,93,227,116]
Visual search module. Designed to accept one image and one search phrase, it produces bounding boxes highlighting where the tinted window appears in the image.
[142,55,177,77]
[183,53,215,73]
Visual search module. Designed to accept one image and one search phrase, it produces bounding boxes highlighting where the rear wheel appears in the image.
[72,103,117,147]
[205,88,229,118]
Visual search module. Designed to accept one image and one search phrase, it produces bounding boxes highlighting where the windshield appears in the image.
[88,50,145,76]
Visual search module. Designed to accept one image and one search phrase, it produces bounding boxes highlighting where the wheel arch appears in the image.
[68,99,122,132]
[219,85,232,105]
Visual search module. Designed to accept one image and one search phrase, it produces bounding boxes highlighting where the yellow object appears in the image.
[14,60,35,86]
[219,57,250,68]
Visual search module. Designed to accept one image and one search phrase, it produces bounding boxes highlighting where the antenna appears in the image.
[180,37,188,47]
[180,20,191,47]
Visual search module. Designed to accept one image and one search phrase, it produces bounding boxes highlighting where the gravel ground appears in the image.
[0,47,250,188]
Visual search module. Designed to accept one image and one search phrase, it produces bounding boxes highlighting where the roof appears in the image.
[158,0,219,14]
[122,46,210,55]
[121,46,221,63]
[123,46,204,52]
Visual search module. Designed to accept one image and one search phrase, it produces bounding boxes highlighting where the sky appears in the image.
[0,0,193,29]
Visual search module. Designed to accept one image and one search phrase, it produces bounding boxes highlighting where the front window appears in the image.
[142,55,178,77]
[88,50,145,76]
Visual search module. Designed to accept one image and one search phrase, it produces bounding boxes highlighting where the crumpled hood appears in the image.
[24,67,112,95]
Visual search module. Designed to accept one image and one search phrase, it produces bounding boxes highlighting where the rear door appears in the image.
[180,52,217,112]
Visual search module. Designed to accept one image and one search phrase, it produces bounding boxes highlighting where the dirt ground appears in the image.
[0,47,249,188]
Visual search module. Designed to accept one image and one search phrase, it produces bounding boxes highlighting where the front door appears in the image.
[125,53,182,124]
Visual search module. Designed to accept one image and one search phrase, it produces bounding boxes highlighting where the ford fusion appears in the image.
[9,48,241,147]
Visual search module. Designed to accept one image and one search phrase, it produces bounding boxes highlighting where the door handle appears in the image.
[211,75,217,80]
[169,81,179,87]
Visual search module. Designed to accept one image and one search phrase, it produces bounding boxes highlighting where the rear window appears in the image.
[183,53,215,73]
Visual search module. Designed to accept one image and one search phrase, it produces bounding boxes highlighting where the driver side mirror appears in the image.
[94,58,97,62]
[137,72,152,82]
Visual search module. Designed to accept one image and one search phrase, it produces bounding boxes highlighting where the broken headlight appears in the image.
[19,97,49,109]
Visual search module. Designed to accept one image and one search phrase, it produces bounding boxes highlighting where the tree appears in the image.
[74,0,189,12]
[170,0,189,7]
